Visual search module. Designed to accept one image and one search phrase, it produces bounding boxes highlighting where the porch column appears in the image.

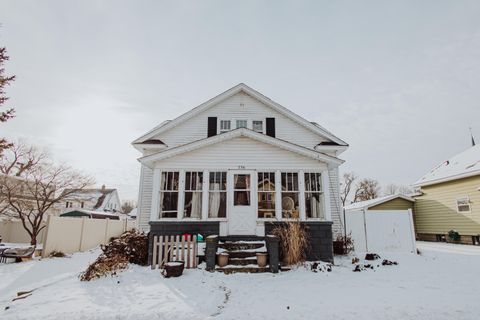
[201,170,209,220]
[298,170,306,221]
[177,170,186,219]
[322,170,332,221]
[150,168,161,221]
[275,170,282,220]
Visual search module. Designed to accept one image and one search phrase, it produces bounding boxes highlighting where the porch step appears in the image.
[226,251,262,259]
[216,265,269,274]
[219,236,264,242]
[218,242,265,251]
[228,257,258,266]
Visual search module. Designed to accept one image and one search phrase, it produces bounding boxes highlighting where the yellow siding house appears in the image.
[413,145,480,245]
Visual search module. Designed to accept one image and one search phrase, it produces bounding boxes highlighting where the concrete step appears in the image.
[226,250,266,259]
[216,265,269,274]
[218,242,265,251]
[228,257,258,266]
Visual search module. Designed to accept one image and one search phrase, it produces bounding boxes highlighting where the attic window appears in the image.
[220,120,231,133]
[456,197,471,213]
[236,120,248,129]
[252,120,263,133]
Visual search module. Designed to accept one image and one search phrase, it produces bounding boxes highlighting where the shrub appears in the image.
[49,250,67,258]
[333,233,354,255]
[448,230,460,242]
[272,220,310,266]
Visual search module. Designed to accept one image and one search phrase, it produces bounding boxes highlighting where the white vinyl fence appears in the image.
[345,209,416,254]
[41,215,136,257]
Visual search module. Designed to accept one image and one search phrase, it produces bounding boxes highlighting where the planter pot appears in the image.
[256,253,268,268]
[217,253,229,267]
[164,261,185,278]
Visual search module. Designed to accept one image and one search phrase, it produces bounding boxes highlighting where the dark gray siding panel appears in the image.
[264,221,333,262]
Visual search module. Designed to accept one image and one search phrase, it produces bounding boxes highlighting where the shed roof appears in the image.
[344,194,415,211]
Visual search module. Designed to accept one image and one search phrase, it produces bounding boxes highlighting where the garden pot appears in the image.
[256,253,268,268]
[164,261,185,278]
[217,253,229,267]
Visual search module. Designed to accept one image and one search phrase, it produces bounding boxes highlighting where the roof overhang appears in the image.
[413,170,480,188]
[132,83,348,147]
[138,128,345,168]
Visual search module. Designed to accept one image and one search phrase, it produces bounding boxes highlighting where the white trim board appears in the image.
[138,128,345,168]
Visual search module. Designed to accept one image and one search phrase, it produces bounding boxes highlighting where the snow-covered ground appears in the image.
[1,241,480,320]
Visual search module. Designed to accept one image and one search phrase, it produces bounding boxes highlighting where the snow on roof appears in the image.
[344,194,415,211]
[414,144,480,187]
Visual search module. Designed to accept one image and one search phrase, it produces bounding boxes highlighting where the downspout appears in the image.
[362,209,368,252]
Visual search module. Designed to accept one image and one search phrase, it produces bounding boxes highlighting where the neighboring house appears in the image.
[133,83,348,261]
[58,185,122,215]
[413,144,480,245]
[344,194,415,212]
[60,209,121,220]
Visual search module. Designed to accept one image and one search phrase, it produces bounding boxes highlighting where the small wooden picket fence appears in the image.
[151,235,198,269]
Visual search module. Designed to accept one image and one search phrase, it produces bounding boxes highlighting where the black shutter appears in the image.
[207,117,217,137]
[266,118,275,137]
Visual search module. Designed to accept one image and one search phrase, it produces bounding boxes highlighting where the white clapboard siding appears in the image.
[137,165,153,232]
[154,92,328,150]
[156,137,328,170]
[328,167,343,238]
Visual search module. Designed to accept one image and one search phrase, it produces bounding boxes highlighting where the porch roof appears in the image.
[138,128,344,168]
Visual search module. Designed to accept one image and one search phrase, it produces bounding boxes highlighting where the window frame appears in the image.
[252,120,264,133]
[183,171,203,219]
[304,172,324,220]
[456,196,471,213]
[159,171,180,218]
[219,120,231,134]
[281,172,300,218]
[257,172,276,219]
[236,119,248,129]
[208,171,228,219]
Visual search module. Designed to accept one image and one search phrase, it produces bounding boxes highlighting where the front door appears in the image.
[228,170,256,235]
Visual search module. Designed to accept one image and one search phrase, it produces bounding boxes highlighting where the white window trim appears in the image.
[252,120,265,134]
[456,196,471,213]
[218,120,231,134]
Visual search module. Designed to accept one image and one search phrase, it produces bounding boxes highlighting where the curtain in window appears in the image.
[209,183,221,218]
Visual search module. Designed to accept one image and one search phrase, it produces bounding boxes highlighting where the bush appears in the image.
[49,250,67,258]
[448,230,460,242]
[333,233,354,255]
[272,220,310,266]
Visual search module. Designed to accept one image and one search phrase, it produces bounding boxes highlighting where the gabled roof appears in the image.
[132,83,348,146]
[138,128,344,167]
[61,188,117,209]
[344,194,415,211]
[414,144,480,187]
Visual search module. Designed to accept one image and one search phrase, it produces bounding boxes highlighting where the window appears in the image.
[184,171,203,219]
[252,120,263,133]
[81,202,84,208]
[220,120,231,133]
[236,120,248,129]
[258,172,275,218]
[234,174,251,206]
[304,172,324,219]
[159,171,179,218]
[209,172,227,218]
[281,172,299,218]
[456,197,471,213]
[65,202,69,208]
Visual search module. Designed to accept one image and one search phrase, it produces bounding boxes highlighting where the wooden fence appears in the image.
[151,235,198,269]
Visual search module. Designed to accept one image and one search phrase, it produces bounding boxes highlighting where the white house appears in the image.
[133,83,348,261]
[58,185,122,215]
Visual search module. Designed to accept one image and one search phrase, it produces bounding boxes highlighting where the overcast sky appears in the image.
[1,1,480,202]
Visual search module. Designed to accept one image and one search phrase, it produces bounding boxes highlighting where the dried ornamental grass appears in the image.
[272,220,310,266]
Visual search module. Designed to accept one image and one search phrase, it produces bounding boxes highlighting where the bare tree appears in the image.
[0,142,94,245]
[353,178,380,202]
[0,47,16,155]
[121,200,136,214]
[340,172,357,206]
[383,183,413,196]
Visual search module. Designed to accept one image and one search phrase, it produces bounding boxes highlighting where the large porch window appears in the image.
[184,171,203,219]
[159,171,179,218]
[257,172,275,218]
[209,172,227,218]
[304,172,324,219]
[281,172,299,218]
